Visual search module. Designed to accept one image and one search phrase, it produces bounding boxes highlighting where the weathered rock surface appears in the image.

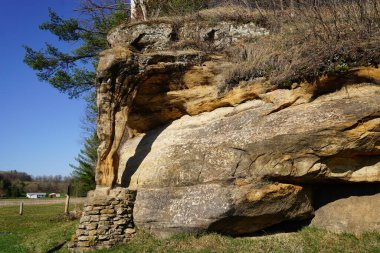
[95,19,272,187]
[91,18,380,240]
[121,84,380,188]
[134,183,313,237]
[115,84,380,236]
[311,193,380,235]
[108,21,269,51]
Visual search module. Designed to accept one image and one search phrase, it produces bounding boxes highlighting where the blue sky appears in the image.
[0,0,90,177]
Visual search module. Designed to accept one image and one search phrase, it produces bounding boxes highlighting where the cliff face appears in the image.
[94,20,380,237]
[95,20,269,186]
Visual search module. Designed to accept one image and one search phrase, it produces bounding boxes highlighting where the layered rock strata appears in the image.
[122,84,380,236]
[95,20,270,187]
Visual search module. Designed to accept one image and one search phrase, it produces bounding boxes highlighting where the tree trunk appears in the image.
[131,0,148,21]
[131,0,138,21]
[140,0,148,21]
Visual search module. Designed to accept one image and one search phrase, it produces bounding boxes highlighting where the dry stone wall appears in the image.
[69,188,136,252]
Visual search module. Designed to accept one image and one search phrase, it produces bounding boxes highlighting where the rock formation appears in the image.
[311,193,380,236]
[72,15,380,251]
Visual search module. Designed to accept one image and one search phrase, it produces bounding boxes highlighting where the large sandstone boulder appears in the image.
[115,84,380,236]
[134,183,313,237]
[311,193,380,235]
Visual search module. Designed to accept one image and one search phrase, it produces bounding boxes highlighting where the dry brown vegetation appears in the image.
[127,5,266,29]
[220,0,380,92]
[130,1,380,93]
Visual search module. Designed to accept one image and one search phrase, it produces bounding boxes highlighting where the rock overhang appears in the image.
[82,17,380,246]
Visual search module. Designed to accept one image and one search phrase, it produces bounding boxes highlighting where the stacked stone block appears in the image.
[69,187,136,252]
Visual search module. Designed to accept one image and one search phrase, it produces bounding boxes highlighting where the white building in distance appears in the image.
[26,193,46,199]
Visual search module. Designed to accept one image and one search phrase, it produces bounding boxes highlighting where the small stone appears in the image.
[113,229,123,235]
[87,235,97,242]
[102,239,116,246]
[116,208,127,215]
[78,236,89,241]
[98,235,110,240]
[67,241,75,248]
[125,228,136,234]
[102,214,116,218]
[97,225,110,234]
[88,210,100,215]
[77,241,90,247]
[99,221,111,226]
[86,224,98,230]
[90,215,100,222]
[92,202,107,207]
[88,230,98,236]
[115,219,127,225]
[100,209,115,214]
[80,216,91,223]
[76,230,88,236]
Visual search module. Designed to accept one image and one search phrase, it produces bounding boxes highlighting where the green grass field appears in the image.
[0,204,379,253]
[95,229,380,253]
[0,204,80,253]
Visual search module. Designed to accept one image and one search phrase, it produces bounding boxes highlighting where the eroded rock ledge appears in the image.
[95,19,272,187]
[74,18,380,251]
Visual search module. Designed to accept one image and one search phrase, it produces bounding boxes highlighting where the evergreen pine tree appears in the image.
[24,1,129,195]
[23,1,129,98]
[70,132,99,196]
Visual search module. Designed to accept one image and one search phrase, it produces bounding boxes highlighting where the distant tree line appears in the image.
[0,171,31,197]
[0,170,74,198]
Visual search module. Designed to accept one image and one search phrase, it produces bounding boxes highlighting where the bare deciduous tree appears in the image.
[131,0,149,21]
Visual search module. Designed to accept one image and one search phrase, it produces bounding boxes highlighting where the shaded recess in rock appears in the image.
[120,125,169,187]
[311,182,380,209]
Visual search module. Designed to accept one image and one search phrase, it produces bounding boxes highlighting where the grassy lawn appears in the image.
[95,229,380,253]
[0,204,379,253]
[0,204,80,253]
